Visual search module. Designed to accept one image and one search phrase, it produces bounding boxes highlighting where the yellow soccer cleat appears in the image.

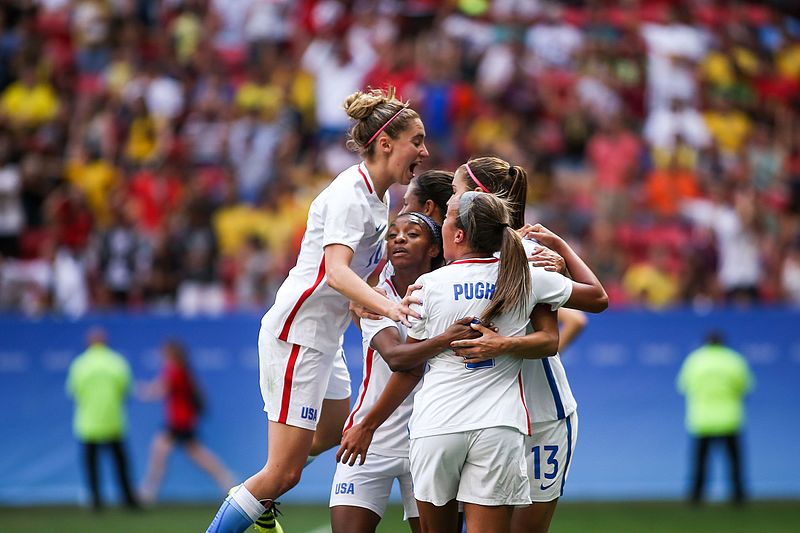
[252,501,282,533]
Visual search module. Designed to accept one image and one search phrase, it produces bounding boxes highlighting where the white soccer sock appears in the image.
[230,484,266,522]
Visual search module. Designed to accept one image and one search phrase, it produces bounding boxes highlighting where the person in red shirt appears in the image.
[138,340,234,503]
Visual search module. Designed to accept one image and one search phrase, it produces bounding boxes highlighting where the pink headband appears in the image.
[465,162,489,193]
[365,102,410,147]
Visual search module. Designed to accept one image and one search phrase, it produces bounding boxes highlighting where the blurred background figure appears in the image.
[66,327,139,510]
[138,340,234,504]
[677,330,755,506]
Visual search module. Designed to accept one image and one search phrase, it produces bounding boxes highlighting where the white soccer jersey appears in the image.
[344,277,419,457]
[262,163,389,355]
[518,238,578,422]
[522,354,577,423]
[407,258,572,439]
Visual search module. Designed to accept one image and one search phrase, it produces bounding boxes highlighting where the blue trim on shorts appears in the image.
[559,414,574,497]
[541,358,565,420]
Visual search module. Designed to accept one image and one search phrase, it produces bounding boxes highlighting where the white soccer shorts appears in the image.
[259,327,351,430]
[324,346,352,400]
[525,411,578,502]
[410,427,530,507]
[330,452,418,519]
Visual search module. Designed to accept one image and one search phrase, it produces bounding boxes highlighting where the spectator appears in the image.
[677,330,754,506]
[0,65,59,129]
[622,245,680,309]
[0,134,23,257]
[175,199,223,316]
[0,1,797,312]
[66,327,139,510]
[90,202,151,308]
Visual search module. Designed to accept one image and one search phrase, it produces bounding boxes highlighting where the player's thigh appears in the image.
[463,502,514,533]
[416,499,460,533]
[525,411,578,502]
[258,328,333,431]
[511,500,559,533]
[330,454,398,519]
[458,427,530,507]
[330,505,381,533]
[410,432,468,506]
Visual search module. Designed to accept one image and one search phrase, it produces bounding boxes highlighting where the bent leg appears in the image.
[245,421,315,499]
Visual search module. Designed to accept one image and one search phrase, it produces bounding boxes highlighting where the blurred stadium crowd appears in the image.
[0,0,799,316]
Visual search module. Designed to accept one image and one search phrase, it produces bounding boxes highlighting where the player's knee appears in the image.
[280,467,304,493]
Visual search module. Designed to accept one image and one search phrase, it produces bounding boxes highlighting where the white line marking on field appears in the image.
[306,525,332,533]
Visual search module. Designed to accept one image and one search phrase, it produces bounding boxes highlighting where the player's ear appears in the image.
[378,134,392,153]
[454,228,465,244]
[423,199,436,217]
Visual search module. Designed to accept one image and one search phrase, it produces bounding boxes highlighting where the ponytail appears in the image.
[481,226,530,323]
[456,192,531,323]
[506,165,527,230]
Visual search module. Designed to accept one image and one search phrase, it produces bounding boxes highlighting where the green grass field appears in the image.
[1,501,798,532]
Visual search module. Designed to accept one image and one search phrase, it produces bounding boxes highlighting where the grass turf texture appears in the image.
[0,501,798,532]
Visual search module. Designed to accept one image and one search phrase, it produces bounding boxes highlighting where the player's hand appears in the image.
[521,224,565,251]
[528,245,566,274]
[350,287,388,320]
[401,283,423,308]
[336,423,375,466]
[451,322,506,361]
[395,283,423,326]
[442,317,483,344]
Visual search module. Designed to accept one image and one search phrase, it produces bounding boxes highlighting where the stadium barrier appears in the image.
[0,309,797,504]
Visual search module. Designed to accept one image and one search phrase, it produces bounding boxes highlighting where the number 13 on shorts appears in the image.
[531,445,559,481]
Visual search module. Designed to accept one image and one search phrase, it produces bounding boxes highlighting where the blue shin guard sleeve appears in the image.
[206,494,254,533]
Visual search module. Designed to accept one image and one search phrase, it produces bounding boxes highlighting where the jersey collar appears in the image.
[449,257,499,265]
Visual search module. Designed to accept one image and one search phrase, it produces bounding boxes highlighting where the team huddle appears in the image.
[206,87,608,533]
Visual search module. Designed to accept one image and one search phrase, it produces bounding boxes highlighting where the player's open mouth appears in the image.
[409,162,418,177]
[392,248,408,257]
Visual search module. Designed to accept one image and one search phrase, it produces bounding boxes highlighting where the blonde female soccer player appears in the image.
[206,87,429,533]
